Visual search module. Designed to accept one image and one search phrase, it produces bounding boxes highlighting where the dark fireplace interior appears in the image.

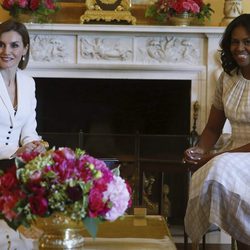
[35,77,192,225]
[35,78,191,135]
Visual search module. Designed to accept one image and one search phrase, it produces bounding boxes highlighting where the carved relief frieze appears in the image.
[136,36,201,64]
[29,35,75,63]
[78,36,133,63]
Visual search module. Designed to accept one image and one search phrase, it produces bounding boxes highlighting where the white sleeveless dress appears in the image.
[185,70,250,245]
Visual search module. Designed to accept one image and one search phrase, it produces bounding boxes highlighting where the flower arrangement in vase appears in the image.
[1,0,60,23]
[0,147,132,244]
[145,0,214,25]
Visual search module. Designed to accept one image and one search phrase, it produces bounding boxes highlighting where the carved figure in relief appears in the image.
[30,35,68,63]
[142,36,199,64]
[142,174,159,214]
[80,37,132,61]
[162,184,171,219]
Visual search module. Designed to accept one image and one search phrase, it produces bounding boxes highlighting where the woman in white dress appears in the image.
[0,19,48,249]
[184,14,250,249]
[0,19,48,159]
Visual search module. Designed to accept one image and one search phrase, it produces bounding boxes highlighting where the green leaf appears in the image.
[112,166,120,176]
[15,157,25,168]
[145,5,157,18]
[83,217,101,238]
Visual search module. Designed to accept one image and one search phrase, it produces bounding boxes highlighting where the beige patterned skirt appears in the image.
[185,152,250,245]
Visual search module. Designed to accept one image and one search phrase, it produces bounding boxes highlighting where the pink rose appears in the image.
[103,176,131,221]
[18,0,28,8]
[29,170,42,183]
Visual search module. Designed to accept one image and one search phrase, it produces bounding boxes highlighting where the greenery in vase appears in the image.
[1,0,60,23]
[145,0,214,24]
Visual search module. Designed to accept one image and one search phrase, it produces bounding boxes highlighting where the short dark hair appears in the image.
[0,19,30,69]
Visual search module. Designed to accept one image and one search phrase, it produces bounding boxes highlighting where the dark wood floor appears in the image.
[175,244,231,250]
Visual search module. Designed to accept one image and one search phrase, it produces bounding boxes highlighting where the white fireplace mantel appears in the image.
[24,23,225,133]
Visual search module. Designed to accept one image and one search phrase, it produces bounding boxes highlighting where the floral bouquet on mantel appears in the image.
[0,0,60,23]
[0,147,132,239]
[145,0,214,24]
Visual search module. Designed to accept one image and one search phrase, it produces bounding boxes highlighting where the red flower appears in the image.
[27,183,46,196]
[29,195,48,216]
[44,0,56,10]
[29,0,40,10]
[0,190,26,221]
[1,0,14,9]
[18,150,40,162]
[193,0,203,6]
[0,166,18,191]
[0,195,19,221]
[168,0,200,14]
[53,147,76,162]
[88,188,109,217]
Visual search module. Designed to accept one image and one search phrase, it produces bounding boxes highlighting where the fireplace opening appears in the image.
[35,78,191,135]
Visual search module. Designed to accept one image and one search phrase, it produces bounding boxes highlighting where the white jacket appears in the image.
[0,70,41,159]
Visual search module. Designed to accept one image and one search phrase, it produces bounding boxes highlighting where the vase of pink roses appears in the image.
[1,0,60,23]
[145,0,214,26]
[0,147,132,249]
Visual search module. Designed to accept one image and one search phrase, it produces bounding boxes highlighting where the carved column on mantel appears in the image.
[24,24,225,133]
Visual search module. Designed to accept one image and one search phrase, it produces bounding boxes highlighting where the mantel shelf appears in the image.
[25,22,225,35]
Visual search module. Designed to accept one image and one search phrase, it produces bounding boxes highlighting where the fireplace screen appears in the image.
[35,77,191,224]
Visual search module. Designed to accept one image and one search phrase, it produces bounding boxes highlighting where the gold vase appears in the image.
[34,213,86,249]
[11,13,50,23]
[170,12,193,26]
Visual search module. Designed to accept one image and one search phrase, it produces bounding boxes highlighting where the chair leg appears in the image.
[202,235,206,250]
[231,238,237,250]
[192,243,199,250]
[184,229,188,250]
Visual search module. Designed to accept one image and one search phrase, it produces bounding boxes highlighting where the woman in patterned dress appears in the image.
[184,14,250,249]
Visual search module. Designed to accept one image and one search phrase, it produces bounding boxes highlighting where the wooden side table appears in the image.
[84,215,177,249]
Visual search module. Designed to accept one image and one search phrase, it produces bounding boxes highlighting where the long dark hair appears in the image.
[220,14,250,75]
[0,19,30,69]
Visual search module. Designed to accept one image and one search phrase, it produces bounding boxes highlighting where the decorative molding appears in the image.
[79,36,133,62]
[30,35,75,63]
[137,36,200,64]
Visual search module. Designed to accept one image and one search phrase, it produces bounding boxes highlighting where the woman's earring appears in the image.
[22,55,25,61]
